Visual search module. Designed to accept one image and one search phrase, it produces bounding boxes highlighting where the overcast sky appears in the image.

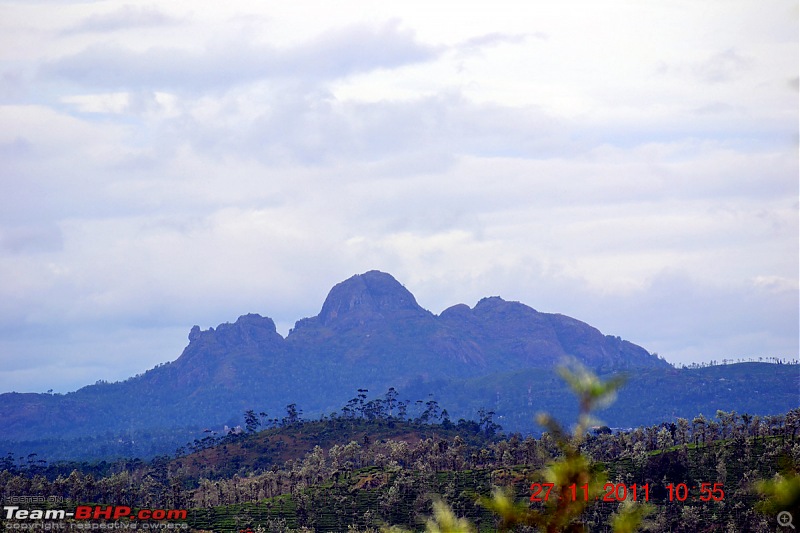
[1,1,797,393]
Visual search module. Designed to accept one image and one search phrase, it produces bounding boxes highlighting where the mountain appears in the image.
[288,270,663,372]
[0,270,796,460]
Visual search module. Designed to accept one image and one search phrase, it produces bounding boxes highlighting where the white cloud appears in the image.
[61,91,130,113]
[63,5,179,34]
[0,0,796,393]
[42,21,439,92]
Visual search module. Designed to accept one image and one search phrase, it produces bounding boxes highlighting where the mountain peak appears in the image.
[181,313,282,359]
[318,270,424,326]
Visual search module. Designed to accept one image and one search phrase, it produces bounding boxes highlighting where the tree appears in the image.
[244,410,260,433]
[282,403,302,427]
[357,389,369,417]
[741,413,753,438]
[397,400,409,421]
[476,408,501,437]
[385,387,399,418]
[420,398,441,424]
[656,427,673,452]
[716,409,737,440]
[692,415,707,447]
[480,362,650,532]
[786,408,800,442]
[676,418,690,446]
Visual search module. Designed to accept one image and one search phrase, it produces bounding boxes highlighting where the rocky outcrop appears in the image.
[0,270,668,444]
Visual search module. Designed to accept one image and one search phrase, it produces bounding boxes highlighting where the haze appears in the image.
[0,1,797,392]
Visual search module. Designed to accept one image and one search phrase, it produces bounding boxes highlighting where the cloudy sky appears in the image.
[1,1,797,393]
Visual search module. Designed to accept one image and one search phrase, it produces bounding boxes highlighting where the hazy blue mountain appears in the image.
[1,271,795,461]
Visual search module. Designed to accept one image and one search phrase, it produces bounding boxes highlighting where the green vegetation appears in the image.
[2,371,797,532]
[3,272,796,472]
[477,363,645,532]
[2,362,797,463]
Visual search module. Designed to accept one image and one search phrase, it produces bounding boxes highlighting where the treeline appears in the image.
[678,356,798,368]
[1,404,797,531]
[584,409,800,460]
[5,362,797,461]
[0,388,503,480]
[177,388,501,457]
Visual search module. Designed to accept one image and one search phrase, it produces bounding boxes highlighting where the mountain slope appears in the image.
[0,269,736,456]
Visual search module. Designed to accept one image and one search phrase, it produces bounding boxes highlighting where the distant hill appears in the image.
[0,270,796,460]
[404,362,800,433]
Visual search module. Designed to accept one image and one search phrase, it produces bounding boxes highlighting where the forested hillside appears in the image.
[0,271,667,445]
[2,272,795,465]
[2,362,796,462]
[2,393,798,532]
